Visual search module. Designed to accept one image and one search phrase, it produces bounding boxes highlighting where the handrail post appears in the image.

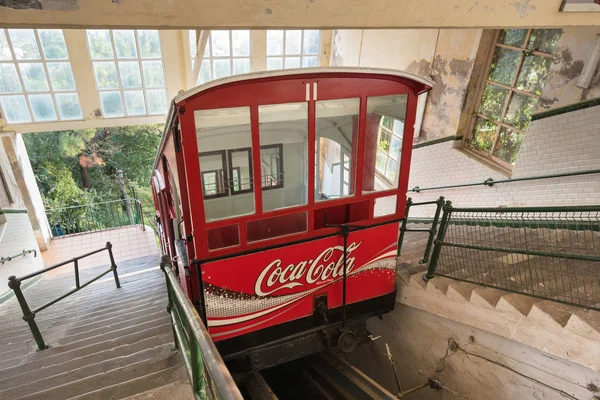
[106,242,121,288]
[424,200,452,281]
[420,196,445,264]
[397,197,413,257]
[74,259,80,289]
[8,276,48,351]
[160,255,179,350]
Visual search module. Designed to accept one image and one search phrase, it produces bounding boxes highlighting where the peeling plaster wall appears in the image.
[539,27,600,110]
[331,29,481,141]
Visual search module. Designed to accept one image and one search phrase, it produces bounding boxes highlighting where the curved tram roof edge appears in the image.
[153,67,434,175]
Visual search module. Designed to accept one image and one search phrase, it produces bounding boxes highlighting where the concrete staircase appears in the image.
[396,227,600,375]
[0,255,193,400]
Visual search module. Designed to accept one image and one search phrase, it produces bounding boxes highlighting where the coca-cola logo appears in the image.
[254,242,362,296]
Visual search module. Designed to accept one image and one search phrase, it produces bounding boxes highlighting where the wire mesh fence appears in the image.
[429,205,600,310]
[47,199,145,237]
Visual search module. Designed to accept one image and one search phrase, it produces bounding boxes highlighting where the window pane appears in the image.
[195,106,254,221]
[516,54,552,96]
[492,126,525,165]
[113,30,137,58]
[211,30,230,57]
[285,30,301,55]
[527,29,562,54]
[146,89,167,115]
[29,94,57,121]
[124,90,146,115]
[87,30,113,59]
[374,195,397,218]
[47,62,76,91]
[138,30,161,58]
[469,117,497,152]
[497,29,527,48]
[479,84,509,120]
[303,30,320,54]
[19,63,49,92]
[119,61,143,88]
[38,29,68,60]
[0,64,21,93]
[213,59,231,79]
[142,60,165,87]
[259,102,309,211]
[266,57,283,70]
[8,30,41,60]
[55,92,82,120]
[0,31,11,60]
[488,47,520,86]
[231,30,250,56]
[284,57,301,69]
[233,58,250,75]
[302,56,318,68]
[363,94,407,192]
[503,92,537,131]
[100,91,124,117]
[267,30,284,56]
[0,95,31,123]
[316,98,359,200]
[93,62,119,89]
[198,59,211,84]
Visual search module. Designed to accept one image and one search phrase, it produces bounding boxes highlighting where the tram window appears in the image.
[374,195,397,217]
[259,102,309,212]
[315,98,359,202]
[195,106,255,221]
[362,94,407,194]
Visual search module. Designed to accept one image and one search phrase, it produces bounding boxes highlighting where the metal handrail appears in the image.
[411,168,600,193]
[160,257,243,400]
[398,196,445,264]
[1,249,37,265]
[7,242,121,350]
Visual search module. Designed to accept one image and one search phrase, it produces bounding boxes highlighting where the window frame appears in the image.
[0,28,83,124]
[199,150,228,200]
[193,30,252,85]
[85,29,168,118]
[260,143,284,191]
[375,115,403,185]
[227,147,254,196]
[266,30,321,71]
[462,29,560,174]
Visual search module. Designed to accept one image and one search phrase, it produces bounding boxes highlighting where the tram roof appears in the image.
[155,67,433,173]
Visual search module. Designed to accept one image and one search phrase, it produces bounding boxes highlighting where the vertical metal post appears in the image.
[342,226,349,327]
[425,201,452,281]
[8,276,48,351]
[106,242,121,288]
[117,170,134,225]
[397,197,413,257]
[74,259,80,289]
[420,196,445,264]
[160,255,179,350]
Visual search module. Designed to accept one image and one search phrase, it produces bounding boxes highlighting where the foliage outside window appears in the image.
[0,29,83,124]
[190,30,251,85]
[86,29,168,118]
[266,30,320,70]
[465,29,562,171]
[376,116,403,183]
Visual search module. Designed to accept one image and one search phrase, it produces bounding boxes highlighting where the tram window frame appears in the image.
[260,144,284,191]
[227,147,254,195]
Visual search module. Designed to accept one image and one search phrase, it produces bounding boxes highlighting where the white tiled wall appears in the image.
[42,225,159,270]
[0,213,45,296]
[407,105,600,218]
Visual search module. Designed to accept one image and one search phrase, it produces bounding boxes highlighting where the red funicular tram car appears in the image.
[152,68,432,373]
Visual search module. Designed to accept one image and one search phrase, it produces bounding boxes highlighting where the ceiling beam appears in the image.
[1,0,599,29]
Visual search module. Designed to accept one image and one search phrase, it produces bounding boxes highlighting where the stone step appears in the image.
[19,349,183,400]
[0,323,172,376]
[564,309,600,341]
[121,380,194,400]
[0,332,173,390]
[495,293,542,317]
[70,365,189,400]
[0,344,174,398]
[396,263,427,286]
[528,301,582,327]
[470,287,508,309]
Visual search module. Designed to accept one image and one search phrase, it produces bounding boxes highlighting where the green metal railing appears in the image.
[47,199,145,237]
[7,242,120,350]
[398,196,445,264]
[160,257,243,400]
[426,203,600,310]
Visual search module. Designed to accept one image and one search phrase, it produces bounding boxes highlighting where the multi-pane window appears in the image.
[466,29,562,168]
[86,29,168,118]
[376,116,403,183]
[266,30,320,70]
[190,30,251,85]
[0,29,83,124]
